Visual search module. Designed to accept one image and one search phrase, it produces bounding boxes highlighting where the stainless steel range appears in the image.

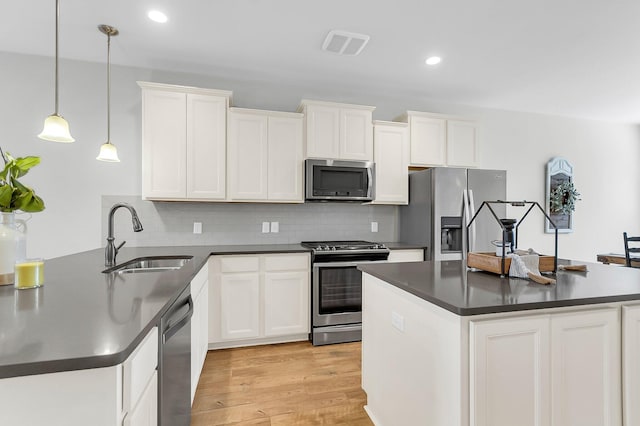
[301,240,389,345]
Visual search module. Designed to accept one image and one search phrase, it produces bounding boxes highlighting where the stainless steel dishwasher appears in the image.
[159,284,193,426]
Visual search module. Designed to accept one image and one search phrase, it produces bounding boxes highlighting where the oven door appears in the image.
[312,260,366,327]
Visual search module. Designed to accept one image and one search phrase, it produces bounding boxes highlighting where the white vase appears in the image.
[0,212,27,285]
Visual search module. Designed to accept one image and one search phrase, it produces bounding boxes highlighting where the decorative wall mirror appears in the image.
[545,157,576,233]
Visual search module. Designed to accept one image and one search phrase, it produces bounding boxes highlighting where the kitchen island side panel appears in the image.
[362,273,468,426]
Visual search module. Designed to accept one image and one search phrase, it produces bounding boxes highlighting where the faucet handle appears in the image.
[116,240,126,253]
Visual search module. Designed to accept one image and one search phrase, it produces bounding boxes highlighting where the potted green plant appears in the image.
[0,148,45,213]
[0,147,45,285]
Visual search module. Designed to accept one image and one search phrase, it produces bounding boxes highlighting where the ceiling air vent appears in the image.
[322,30,370,56]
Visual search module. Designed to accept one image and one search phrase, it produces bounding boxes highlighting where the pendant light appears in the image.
[96,25,120,162]
[38,0,74,143]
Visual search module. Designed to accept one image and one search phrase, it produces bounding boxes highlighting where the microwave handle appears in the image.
[367,166,374,198]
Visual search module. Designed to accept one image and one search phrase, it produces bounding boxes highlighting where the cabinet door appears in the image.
[470,316,550,426]
[623,305,640,426]
[191,280,208,404]
[264,270,309,336]
[340,108,373,160]
[373,123,409,204]
[387,249,423,263]
[305,104,340,159]
[220,272,260,340]
[186,94,227,199]
[550,309,620,426]
[142,89,186,199]
[228,112,268,200]
[268,116,304,201]
[409,116,446,166]
[124,372,157,426]
[447,119,478,168]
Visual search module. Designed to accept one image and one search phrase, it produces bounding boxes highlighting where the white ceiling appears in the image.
[3,0,640,123]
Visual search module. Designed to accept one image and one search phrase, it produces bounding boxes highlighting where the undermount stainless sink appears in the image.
[102,255,193,274]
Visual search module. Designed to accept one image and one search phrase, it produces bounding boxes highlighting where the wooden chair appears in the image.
[623,232,640,267]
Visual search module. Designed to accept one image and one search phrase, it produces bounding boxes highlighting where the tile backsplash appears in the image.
[102,196,398,247]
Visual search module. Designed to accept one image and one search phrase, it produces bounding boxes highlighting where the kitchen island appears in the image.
[359,260,640,426]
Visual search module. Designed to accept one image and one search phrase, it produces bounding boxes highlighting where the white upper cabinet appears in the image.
[139,81,232,201]
[267,115,304,201]
[447,119,478,168]
[141,88,187,199]
[298,99,375,161]
[372,121,409,205]
[397,111,478,168]
[228,110,269,200]
[227,108,304,202]
[187,94,228,199]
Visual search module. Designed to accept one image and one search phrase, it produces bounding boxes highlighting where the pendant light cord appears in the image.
[54,0,60,115]
[107,31,111,143]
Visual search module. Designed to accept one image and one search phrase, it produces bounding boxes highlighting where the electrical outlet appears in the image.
[391,311,404,332]
[262,222,270,233]
[193,222,202,234]
[371,221,379,233]
[270,222,279,233]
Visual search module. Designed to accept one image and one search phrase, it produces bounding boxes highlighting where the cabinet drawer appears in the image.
[123,327,158,413]
[264,254,309,271]
[220,256,260,272]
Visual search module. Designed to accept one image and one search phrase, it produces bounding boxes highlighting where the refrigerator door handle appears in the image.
[468,189,477,253]
[463,189,471,255]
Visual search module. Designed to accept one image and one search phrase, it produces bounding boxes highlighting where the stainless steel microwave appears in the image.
[305,159,375,201]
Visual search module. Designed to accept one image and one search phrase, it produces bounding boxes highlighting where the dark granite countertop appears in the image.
[359,259,640,316]
[0,244,309,379]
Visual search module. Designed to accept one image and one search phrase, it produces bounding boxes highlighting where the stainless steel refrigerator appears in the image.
[399,168,507,261]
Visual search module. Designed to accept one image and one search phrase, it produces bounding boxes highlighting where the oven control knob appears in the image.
[330,246,337,251]
[322,245,330,251]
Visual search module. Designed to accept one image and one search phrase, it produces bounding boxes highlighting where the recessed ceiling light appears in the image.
[148,10,168,23]
[425,56,441,66]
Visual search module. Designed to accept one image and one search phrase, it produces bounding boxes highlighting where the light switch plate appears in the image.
[270,222,279,233]
[262,222,270,233]
[193,222,202,234]
[391,311,405,332]
[371,221,379,232]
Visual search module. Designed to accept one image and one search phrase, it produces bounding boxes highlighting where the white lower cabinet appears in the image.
[470,308,620,426]
[190,261,209,404]
[124,372,157,426]
[387,249,424,263]
[220,271,261,340]
[264,270,310,336]
[209,253,310,348]
[0,327,158,426]
[623,304,640,425]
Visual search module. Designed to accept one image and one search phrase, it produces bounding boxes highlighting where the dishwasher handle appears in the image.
[162,295,193,344]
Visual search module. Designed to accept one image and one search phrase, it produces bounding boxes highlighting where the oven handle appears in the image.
[313,259,389,268]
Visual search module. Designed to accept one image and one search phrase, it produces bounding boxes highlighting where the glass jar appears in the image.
[0,212,27,285]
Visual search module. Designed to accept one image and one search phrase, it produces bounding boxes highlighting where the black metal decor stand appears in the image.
[466,201,559,275]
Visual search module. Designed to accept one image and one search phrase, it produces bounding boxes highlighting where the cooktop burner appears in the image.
[301,240,388,254]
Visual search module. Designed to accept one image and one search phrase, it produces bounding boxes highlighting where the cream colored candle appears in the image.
[14,259,44,289]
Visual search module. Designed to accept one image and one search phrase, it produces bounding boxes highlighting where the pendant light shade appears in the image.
[39,114,74,142]
[39,0,74,142]
[96,24,120,163]
[97,142,120,162]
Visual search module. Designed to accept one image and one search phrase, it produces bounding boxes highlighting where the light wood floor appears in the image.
[191,341,373,426]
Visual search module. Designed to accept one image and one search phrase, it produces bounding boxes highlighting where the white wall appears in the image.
[2,51,639,261]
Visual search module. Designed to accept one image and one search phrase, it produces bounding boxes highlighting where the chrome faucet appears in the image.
[105,203,144,266]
